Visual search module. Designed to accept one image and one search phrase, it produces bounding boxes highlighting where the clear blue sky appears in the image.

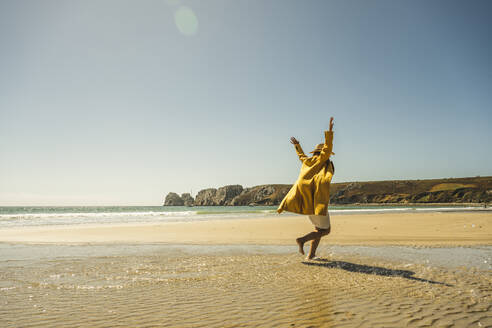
[1,0,491,205]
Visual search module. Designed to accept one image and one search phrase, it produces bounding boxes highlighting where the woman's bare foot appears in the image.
[296,238,305,255]
[306,253,316,260]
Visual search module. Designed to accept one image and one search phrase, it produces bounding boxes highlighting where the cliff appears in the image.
[229,185,291,206]
[194,185,244,206]
[163,176,492,206]
[329,176,492,204]
[163,192,184,206]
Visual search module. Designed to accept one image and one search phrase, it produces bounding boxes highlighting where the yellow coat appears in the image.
[277,131,334,216]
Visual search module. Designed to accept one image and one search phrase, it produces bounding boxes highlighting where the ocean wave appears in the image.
[329,206,485,214]
[0,211,198,221]
[195,209,276,215]
[414,207,479,211]
[330,208,411,213]
[0,206,486,228]
[0,208,282,228]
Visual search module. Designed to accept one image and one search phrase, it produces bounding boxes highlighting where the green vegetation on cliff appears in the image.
[329,176,491,204]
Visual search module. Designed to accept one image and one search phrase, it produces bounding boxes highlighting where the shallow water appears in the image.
[0,244,491,327]
[1,244,490,270]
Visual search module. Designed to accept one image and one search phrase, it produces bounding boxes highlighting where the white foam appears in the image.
[414,207,478,211]
[0,206,487,228]
[330,208,411,213]
[0,210,198,220]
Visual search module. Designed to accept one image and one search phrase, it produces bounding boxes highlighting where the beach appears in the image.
[3,0,491,326]
[0,211,490,246]
[1,211,491,327]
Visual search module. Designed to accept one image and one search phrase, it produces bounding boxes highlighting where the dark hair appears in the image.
[313,152,335,174]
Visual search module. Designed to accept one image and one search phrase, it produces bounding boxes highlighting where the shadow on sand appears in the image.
[302,259,453,287]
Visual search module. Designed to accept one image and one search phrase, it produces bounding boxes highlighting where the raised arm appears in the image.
[290,137,307,162]
[319,117,335,161]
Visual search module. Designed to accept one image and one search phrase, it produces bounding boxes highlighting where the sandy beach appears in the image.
[1,211,491,327]
[0,211,490,246]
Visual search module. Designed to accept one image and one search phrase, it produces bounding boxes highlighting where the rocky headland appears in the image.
[163,176,492,206]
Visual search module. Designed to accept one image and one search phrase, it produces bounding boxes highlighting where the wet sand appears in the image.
[1,212,491,327]
[1,245,491,328]
[0,211,490,246]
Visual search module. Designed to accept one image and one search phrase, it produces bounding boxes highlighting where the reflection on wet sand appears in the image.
[0,248,490,327]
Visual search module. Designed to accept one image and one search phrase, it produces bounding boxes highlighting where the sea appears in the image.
[0,204,488,229]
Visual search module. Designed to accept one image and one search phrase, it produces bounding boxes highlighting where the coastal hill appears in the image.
[163,176,492,206]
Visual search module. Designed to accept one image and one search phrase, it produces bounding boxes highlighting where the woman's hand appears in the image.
[290,137,299,145]
[329,117,334,132]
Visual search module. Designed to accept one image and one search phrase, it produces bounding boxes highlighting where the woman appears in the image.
[277,117,335,260]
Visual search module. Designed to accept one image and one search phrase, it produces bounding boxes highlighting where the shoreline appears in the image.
[0,211,490,247]
[1,243,490,271]
[1,202,489,207]
[1,211,491,327]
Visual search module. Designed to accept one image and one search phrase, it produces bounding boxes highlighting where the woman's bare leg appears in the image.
[296,227,330,256]
[296,227,331,259]
[307,237,321,259]
[296,237,305,255]
[296,231,321,255]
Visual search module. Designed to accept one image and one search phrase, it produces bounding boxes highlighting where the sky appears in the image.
[0,0,491,205]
